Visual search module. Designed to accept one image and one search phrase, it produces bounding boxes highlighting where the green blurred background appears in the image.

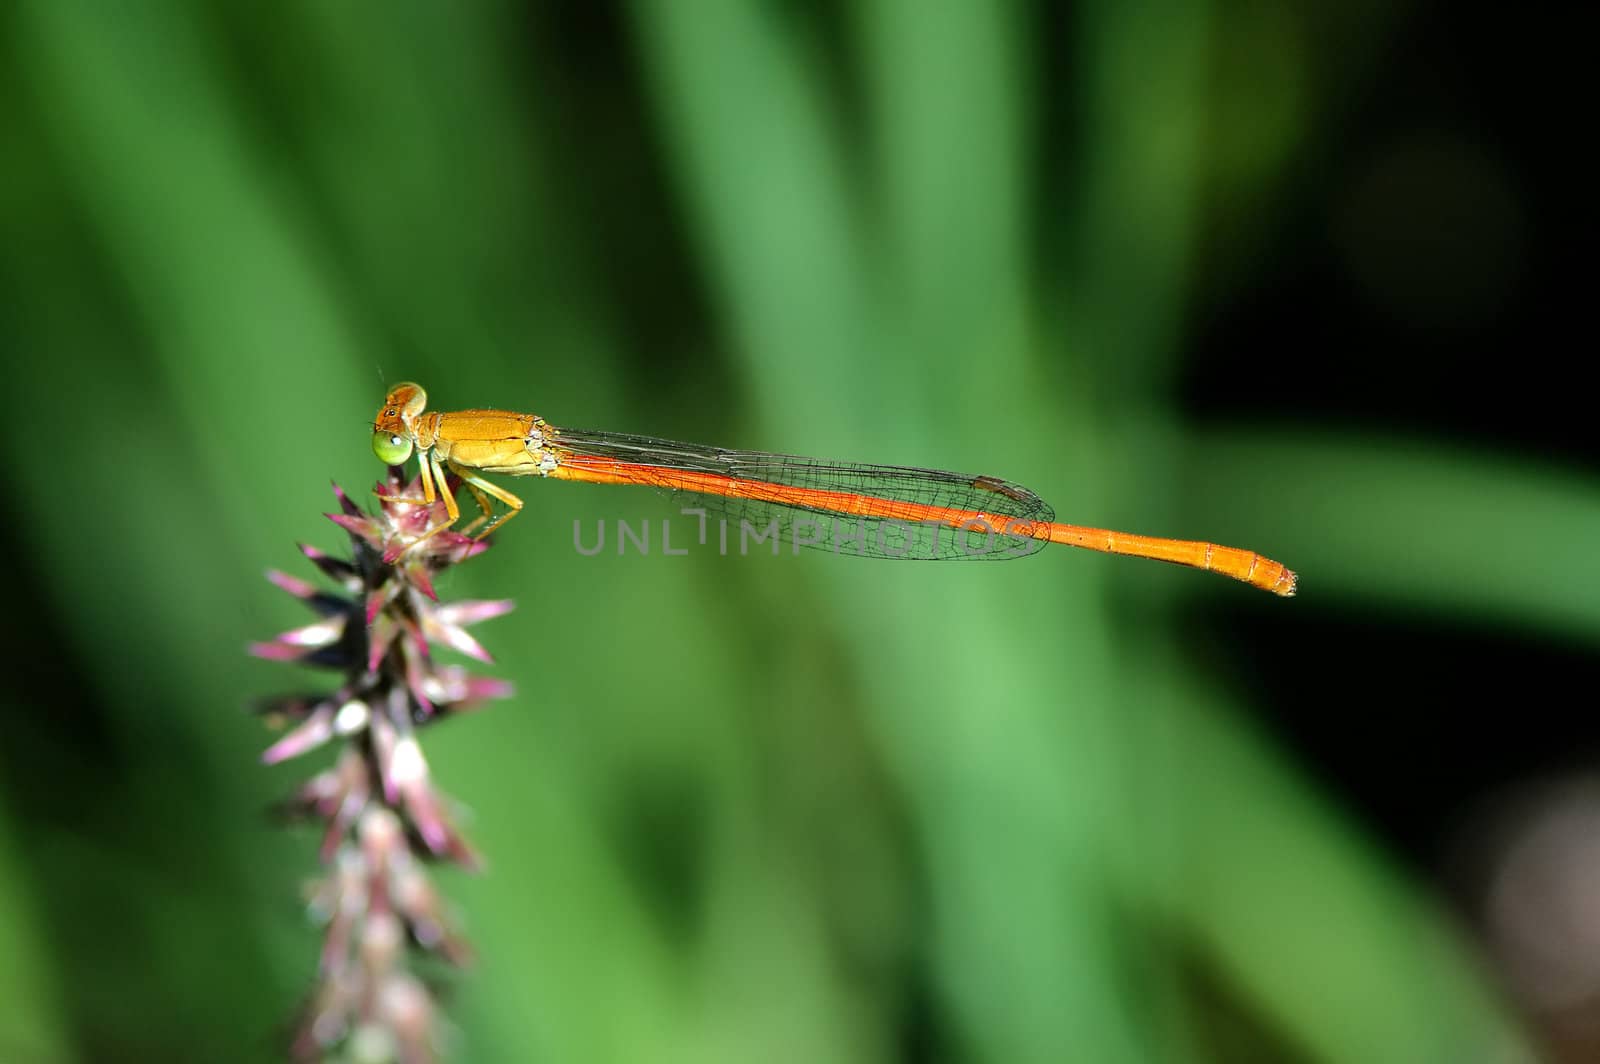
[1,3,1588,1062]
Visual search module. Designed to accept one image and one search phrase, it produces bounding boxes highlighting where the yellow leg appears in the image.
[376,454,440,506]
[448,462,523,540]
[415,453,461,538]
[386,452,464,557]
[459,480,498,537]
[433,453,460,522]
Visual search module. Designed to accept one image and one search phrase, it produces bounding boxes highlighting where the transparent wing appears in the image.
[547,426,1054,561]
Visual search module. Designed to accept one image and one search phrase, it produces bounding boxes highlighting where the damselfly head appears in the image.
[372,382,427,465]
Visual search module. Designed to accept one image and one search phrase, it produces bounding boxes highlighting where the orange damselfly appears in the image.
[370,383,1296,596]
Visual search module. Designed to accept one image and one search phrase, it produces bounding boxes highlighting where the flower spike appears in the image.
[254,470,512,1061]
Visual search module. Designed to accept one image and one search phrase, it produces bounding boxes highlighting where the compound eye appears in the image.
[372,429,414,465]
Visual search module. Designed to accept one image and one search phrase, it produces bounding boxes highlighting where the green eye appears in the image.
[372,430,413,465]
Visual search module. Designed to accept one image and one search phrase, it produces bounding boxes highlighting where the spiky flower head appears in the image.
[252,470,513,1062]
